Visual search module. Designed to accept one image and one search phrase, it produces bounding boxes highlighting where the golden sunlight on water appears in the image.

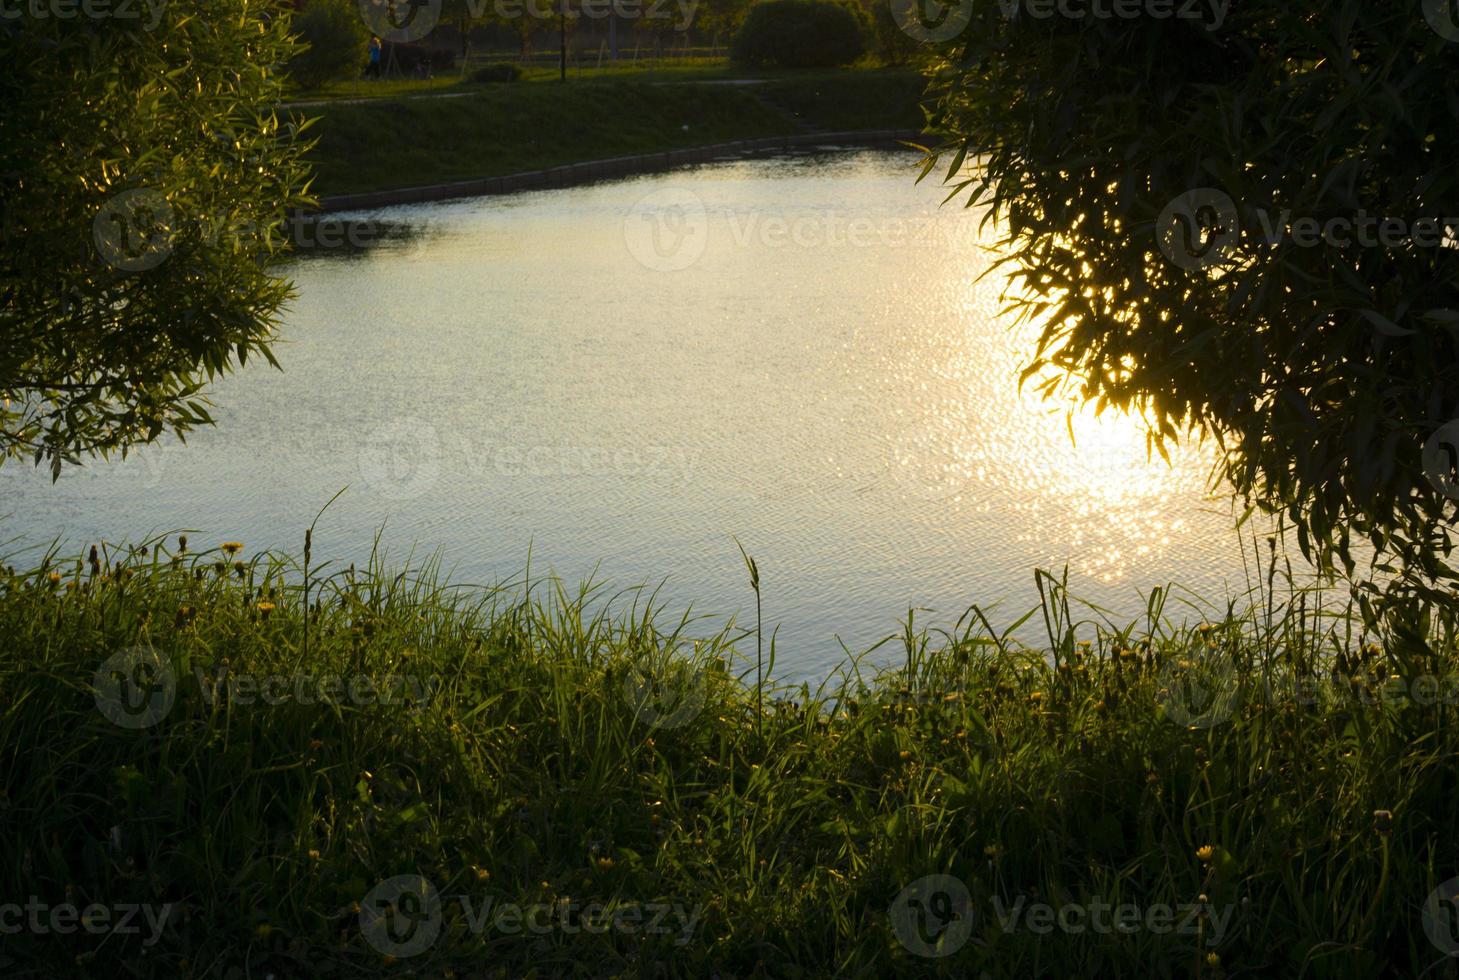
[0,149,1283,678]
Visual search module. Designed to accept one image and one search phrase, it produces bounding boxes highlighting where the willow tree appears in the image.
[920,2,1459,608]
[0,0,314,477]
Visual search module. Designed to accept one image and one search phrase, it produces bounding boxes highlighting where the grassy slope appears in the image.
[755,70,930,134]
[294,60,737,101]
[302,70,928,197]
[2,541,1457,977]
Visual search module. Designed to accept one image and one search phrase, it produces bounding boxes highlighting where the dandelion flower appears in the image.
[221,542,243,556]
[1196,845,1215,862]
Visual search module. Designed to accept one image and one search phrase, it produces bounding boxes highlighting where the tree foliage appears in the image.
[731,0,865,68]
[865,0,919,66]
[0,1,315,477]
[922,2,1459,602]
[288,0,371,90]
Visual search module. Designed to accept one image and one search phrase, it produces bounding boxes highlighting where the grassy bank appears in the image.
[291,60,754,102]
[301,70,928,197]
[3,538,1458,977]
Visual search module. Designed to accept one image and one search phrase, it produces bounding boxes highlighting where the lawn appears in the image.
[299,68,929,198]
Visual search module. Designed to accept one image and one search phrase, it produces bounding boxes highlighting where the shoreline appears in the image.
[309,128,924,213]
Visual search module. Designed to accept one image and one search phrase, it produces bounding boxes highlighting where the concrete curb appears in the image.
[309,130,924,214]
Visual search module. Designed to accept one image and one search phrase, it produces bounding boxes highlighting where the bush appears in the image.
[287,0,370,90]
[731,0,866,69]
[470,63,522,83]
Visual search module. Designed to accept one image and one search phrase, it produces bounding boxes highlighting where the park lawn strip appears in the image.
[755,69,931,133]
[302,71,928,197]
[0,540,1456,976]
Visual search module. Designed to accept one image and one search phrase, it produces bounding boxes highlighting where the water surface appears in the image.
[1,150,1283,680]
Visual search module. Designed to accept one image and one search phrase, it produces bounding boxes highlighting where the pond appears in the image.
[0,149,1289,681]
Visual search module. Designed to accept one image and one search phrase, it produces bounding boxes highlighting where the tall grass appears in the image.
[1,534,1458,977]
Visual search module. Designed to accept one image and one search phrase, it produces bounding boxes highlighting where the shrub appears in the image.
[287,0,370,90]
[731,0,866,69]
[470,63,522,83]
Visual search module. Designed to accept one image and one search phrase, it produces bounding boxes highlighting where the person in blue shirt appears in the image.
[366,36,383,79]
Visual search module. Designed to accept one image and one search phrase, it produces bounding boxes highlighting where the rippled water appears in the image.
[0,149,1286,680]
